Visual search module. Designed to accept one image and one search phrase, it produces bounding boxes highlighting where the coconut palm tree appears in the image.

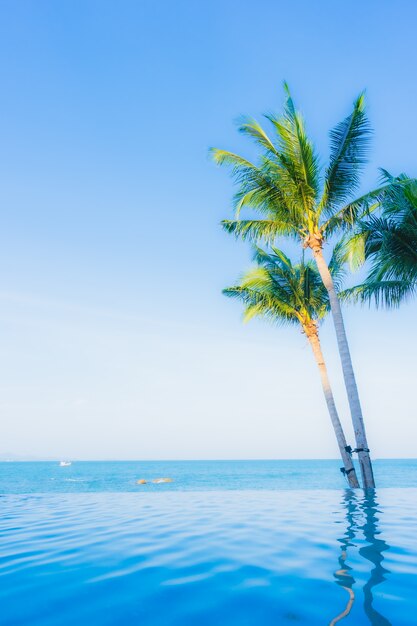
[344,172,417,307]
[224,245,360,488]
[212,85,415,487]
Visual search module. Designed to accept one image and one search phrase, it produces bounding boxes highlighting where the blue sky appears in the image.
[0,0,416,459]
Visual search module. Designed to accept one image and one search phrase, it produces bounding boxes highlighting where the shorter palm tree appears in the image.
[344,172,417,307]
[224,246,360,488]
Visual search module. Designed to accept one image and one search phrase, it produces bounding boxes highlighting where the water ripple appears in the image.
[0,490,416,624]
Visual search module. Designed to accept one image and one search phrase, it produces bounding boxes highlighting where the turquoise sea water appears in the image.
[2,459,417,492]
[1,461,417,625]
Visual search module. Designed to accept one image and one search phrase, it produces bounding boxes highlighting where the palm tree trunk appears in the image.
[310,243,375,489]
[306,325,360,488]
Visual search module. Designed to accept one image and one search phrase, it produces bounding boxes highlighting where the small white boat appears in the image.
[59,461,72,467]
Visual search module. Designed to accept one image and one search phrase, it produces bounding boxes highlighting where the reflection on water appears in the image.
[330,491,357,625]
[1,490,416,625]
[331,490,392,626]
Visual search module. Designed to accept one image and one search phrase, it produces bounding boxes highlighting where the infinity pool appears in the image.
[1,489,415,625]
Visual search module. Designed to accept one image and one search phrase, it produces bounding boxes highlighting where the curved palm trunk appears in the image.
[306,324,360,488]
[310,243,375,489]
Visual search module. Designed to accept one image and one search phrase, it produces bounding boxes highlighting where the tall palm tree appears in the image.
[344,172,417,307]
[212,85,414,487]
[224,246,360,488]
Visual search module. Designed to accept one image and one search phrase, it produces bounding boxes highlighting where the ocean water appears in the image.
[1,461,417,625]
[1,459,417,493]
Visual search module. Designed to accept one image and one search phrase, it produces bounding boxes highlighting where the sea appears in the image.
[1,460,417,625]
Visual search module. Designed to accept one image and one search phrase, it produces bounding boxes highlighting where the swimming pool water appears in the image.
[1,488,416,625]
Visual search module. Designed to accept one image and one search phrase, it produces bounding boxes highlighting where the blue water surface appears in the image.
[1,459,417,493]
[1,461,417,625]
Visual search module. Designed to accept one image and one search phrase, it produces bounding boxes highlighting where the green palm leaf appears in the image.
[341,280,417,308]
[221,219,296,242]
[237,117,279,155]
[319,93,372,216]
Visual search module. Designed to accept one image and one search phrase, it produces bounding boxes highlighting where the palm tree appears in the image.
[344,172,417,307]
[224,246,360,488]
[212,85,414,487]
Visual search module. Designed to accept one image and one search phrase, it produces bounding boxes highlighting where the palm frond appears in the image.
[340,231,368,271]
[367,225,417,282]
[221,219,296,242]
[319,93,372,216]
[237,117,279,155]
[344,177,417,286]
[323,175,417,236]
[210,148,255,173]
[212,147,299,222]
[340,280,416,308]
[321,184,388,236]
[223,285,299,326]
[234,189,256,218]
[270,246,293,268]
[265,85,321,209]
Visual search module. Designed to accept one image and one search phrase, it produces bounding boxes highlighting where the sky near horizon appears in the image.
[0,0,416,460]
